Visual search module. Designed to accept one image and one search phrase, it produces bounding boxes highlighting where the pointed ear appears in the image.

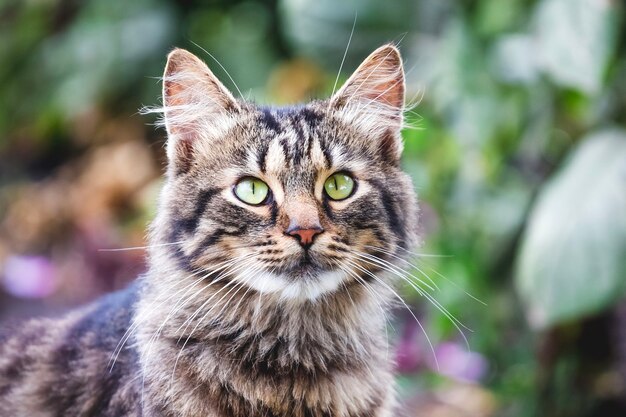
[329,44,405,163]
[162,48,240,173]
[330,44,405,127]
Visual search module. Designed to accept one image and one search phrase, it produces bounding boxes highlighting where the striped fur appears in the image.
[0,44,418,416]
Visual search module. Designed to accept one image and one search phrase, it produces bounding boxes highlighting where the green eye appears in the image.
[234,177,270,205]
[324,172,355,201]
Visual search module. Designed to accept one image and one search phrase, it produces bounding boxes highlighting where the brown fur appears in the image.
[0,44,418,417]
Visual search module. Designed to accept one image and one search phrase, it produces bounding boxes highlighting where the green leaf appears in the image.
[492,34,540,85]
[532,0,621,94]
[515,130,626,328]
[279,0,414,70]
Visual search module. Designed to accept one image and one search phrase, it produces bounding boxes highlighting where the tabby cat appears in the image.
[0,44,419,417]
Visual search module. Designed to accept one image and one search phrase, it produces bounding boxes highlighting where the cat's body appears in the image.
[0,44,418,417]
[0,284,141,416]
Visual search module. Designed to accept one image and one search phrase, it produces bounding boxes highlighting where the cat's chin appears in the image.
[232,267,348,301]
[284,262,319,279]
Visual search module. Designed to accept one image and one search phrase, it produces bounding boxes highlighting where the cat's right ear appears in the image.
[162,48,240,173]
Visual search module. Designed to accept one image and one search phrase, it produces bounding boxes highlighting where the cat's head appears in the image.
[150,44,418,301]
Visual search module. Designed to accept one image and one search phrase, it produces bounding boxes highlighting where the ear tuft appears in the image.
[330,44,405,124]
[329,44,406,163]
[158,48,240,172]
[163,48,239,117]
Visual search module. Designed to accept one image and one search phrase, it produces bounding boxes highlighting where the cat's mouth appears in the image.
[281,252,327,279]
[290,254,317,275]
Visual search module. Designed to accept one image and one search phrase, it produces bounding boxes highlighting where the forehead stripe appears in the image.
[257,141,270,173]
[279,137,290,166]
[320,136,333,168]
[259,108,282,132]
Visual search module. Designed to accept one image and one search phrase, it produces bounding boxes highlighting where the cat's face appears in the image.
[152,45,418,301]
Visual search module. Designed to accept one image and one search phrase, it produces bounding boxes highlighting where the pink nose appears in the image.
[287,226,324,247]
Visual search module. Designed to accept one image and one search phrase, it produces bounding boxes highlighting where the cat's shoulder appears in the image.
[0,279,143,350]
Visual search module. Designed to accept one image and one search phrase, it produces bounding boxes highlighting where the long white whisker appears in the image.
[109,262,231,371]
[421,261,487,307]
[367,245,485,306]
[354,250,436,292]
[158,254,254,392]
[353,251,471,333]
[343,258,439,371]
[190,41,245,99]
[381,244,453,259]
[338,263,391,362]
[174,257,259,337]
[100,239,263,253]
[203,263,261,329]
[351,252,473,358]
[330,12,357,99]
[170,261,262,383]
[137,252,255,401]
[143,253,254,357]
[99,240,185,252]
[363,245,440,290]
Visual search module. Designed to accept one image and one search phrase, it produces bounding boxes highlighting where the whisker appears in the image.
[170,261,261,383]
[366,245,485,306]
[350,252,473,359]
[109,262,231,371]
[343,258,440,371]
[330,12,357,100]
[363,245,440,290]
[422,262,487,307]
[204,263,260,329]
[387,244,453,258]
[190,41,245,99]
[174,257,259,337]
[99,241,185,252]
[143,252,253,351]
[353,251,471,333]
[147,256,255,394]
[137,252,256,400]
[338,263,392,361]
[354,250,436,292]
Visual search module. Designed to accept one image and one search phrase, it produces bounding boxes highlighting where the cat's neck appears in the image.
[134,251,396,416]
[137,264,391,367]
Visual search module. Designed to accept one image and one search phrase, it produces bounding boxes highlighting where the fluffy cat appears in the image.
[0,44,419,417]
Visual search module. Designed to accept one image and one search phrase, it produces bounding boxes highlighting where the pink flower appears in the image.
[431,342,489,383]
[2,255,58,299]
[395,316,424,374]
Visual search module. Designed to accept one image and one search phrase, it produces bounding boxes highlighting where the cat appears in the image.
[0,43,419,417]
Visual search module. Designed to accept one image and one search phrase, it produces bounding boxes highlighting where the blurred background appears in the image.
[1,0,625,416]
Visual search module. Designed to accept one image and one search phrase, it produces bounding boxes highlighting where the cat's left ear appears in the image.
[329,44,405,159]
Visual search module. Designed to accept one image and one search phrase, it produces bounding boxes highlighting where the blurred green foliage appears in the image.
[1,0,626,416]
